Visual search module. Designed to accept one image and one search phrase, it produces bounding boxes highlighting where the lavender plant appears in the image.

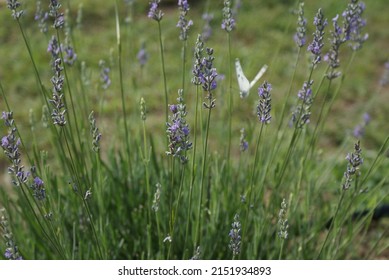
[0,0,387,261]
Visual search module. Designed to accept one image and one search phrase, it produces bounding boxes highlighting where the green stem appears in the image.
[241,123,264,258]
[195,106,212,248]
[317,190,345,259]
[115,1,133,182]
[227,32,233,169]
[184,85,200,258]
[157,21,169,125]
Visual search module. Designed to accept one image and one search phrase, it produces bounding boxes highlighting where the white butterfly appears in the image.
[235,58,268,98]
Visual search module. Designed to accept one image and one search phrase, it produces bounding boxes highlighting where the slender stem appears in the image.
[142,119,152,259]
[227,32,233,169]
[63,131,104,259]
[241,123,264,258]
[181,41,187,93]
[317,190,345,259]
[184,85,200,258]
[115,1,133,182]
[278,239,285,260]
[195,106,212,248]
[157,21,169,125]
[277,47,301,131]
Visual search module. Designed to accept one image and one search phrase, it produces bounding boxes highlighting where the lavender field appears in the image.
[0,0,388,260]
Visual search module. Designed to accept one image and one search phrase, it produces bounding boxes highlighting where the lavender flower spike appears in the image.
[148,0,164,22]
[342,140,363,190]
[89,111,102,153]
[325,15,342,80]
[166,90,192,164]
[257,81,272,124]
[49,58,67,126]
[99,60,111,90]
[201,13,214,42]
[1,112,29,186]
[307,8,327,66]
[222,0,236,32]
[49,0,64,29]
[291,80,314,128]
[6,0,24,20]
[137,43,149,67]
[192,34,205,86]
[201,48,218,109]
[1,208,23,260]
[228,213,241,256]
[35,1,49,33]
[294,2,307,48]
[177,0,193,41]
[342,0,368,51]
[239,128,248,152]
[278,199,289,240]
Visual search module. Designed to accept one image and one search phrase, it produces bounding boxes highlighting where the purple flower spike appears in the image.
[166,90,192,164]
[148,0,163,22]
[257,81,272,124]
[308,8,327,66]
[222,0,236,32]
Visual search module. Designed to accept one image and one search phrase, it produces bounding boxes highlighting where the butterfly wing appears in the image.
[235,58,250,98]
[249,64,268,89]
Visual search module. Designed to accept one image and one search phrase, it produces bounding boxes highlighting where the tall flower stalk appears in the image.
[166,89,192,258]
[222,0,236,171]
[194,46,218,249]
[318,141,363,259]
[148,0,169,125]
[139,97,152,259]
[177,0,193,93]
[184,35,204,257]
[241,81,272,257]
[115,0,134,187]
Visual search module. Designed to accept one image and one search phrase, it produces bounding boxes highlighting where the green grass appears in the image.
[0,0,388,260]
